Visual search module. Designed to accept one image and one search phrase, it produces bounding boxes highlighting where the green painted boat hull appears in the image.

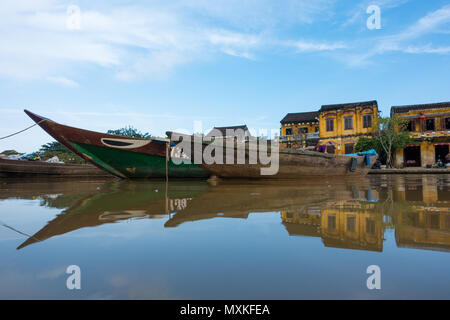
[69,141,210,179]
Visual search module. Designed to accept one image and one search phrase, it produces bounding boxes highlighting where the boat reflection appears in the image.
[16,180,208,249]
[8,175,450,253]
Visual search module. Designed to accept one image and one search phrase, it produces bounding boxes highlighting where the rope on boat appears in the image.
[0,119,45,140]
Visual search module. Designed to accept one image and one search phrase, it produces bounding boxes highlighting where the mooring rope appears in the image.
[0,119,45,140]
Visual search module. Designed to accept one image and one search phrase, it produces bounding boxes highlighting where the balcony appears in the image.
[280,132,320,142]
[409,130,450,139]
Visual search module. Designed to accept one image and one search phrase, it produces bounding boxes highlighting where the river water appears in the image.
[0,174,449,299]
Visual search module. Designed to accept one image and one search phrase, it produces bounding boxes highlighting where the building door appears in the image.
[404,146,421,167]
[326,145,335,154]
[344,143,354,154]
[435,144,449,163]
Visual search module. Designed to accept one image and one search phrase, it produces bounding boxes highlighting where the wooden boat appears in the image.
[0,158,111,178]
[167,131,378,178]
[24,110,209,179]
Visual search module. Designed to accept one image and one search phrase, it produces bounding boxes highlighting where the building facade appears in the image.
[280,101,378,154]
[391,102,450,168]
[317,100,378,155]
[280,111,319,148]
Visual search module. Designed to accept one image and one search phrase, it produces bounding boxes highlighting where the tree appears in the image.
[107,126,151,139]
[355,136,378,153]
[39,141,69,153]
[370,116,411,168]
[37,141,86,164]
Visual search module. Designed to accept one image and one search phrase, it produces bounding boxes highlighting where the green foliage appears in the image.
[37,141,86,164]
[355,137,387,164]
[355,137,378,153]
[107,126,151,139]
[371,116,412,167]
[39,141,69,153]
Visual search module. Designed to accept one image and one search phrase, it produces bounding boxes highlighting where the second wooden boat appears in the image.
[167,131,378,178]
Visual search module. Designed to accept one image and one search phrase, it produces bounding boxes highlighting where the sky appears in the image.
[0,0,449,153]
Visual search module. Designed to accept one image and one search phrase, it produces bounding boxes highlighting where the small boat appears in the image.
[0,158,111,178]
[167,131,378,178]
[24,110,209,179]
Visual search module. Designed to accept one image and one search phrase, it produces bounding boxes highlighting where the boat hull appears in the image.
[24,110,210,179]
[201,151,378,178]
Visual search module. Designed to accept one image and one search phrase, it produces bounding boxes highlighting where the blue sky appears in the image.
[1,0,449,152]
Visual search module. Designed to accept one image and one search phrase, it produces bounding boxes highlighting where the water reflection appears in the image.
[1,175,448,253]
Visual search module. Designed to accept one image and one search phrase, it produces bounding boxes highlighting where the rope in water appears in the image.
[0,220,41,243]
[0,119,45,140]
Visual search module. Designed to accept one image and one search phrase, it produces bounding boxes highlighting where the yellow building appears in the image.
[318,100,378,155]
[280,111,319,148]
[391,102,450,168]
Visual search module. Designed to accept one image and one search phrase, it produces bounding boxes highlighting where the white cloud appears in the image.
[47,76,79,87]
[0,0,343,83]
[181,0,336,28]
[403,45,450,54]
[290,40,347,52]
[0,1,263,82]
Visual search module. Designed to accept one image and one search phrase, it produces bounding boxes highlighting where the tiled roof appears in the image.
[280,111,319,124]
[320,100,378,112]
[206,125,250,137]
[391,102,450,117]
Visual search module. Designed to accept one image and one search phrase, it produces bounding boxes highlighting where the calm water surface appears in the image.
[0,174,449,299]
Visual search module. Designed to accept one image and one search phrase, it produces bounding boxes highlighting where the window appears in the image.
[298,127,308,134]
[366,218,376,235]
[407,120,416,132]
[326,118,334,132]
[344,116,353,130]
[362,114,372,128]
[446,118,450,130]
[315,126,319,132]
[285,128,292,135]
[426,118,435,131]
[347,216,356,232]
[328,215,336,230]
[345,143,354,154]
[326,145,335,154]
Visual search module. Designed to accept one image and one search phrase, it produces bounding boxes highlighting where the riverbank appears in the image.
[369,167,450,174]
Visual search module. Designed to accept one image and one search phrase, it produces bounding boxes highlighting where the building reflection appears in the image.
[282,190,383,252]
[392,176,450,252]
[282,175,450,252]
